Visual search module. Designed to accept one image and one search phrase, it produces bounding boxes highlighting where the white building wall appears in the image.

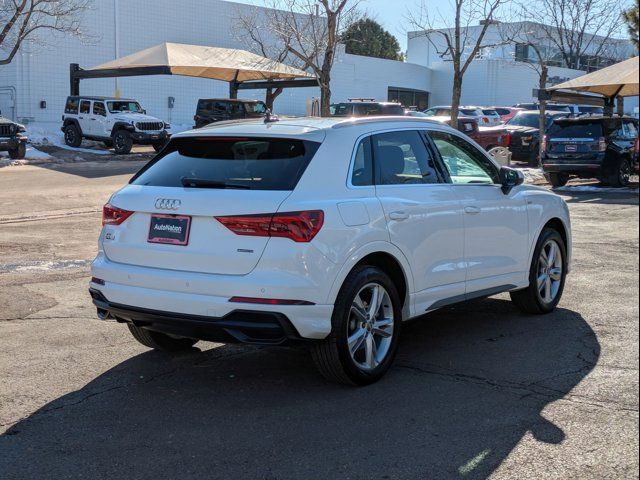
[429,59,586,106]
[0,0,431,129]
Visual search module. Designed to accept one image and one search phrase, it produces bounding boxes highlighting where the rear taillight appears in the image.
[598,137,607,152]
[541,135,548,152]
[634,137,638,155]
[505,133,511,147]
[102,203,134,226]
[216,210,324,243]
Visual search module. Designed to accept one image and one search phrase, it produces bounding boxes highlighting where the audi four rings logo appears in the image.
[155,198,181,210]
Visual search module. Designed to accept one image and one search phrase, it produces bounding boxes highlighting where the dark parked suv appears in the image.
[193,99,267,128]
[542,116,639,187]
[330,100,405,117]
[0,111,27,159]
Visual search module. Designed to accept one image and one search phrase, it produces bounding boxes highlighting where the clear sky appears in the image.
[229,0,633,53]
[229,0,456,52]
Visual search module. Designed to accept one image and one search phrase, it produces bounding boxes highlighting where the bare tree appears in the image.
[268,0,362,116]
[407,0,510,124]
[523,0,625,71]
[233,6,310,110]
[0,0,92,66]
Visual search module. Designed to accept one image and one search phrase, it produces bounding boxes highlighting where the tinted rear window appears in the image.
[548,121,603,138]
[460,109,479,116]
[131,137,320,190]
[65,97,79,114]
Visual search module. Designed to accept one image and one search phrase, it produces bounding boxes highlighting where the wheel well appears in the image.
[63,118,80,129]
[356,252,407,306]
[544,218,567,247]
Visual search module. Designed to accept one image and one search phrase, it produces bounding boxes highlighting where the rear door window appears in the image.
[93,102,106,116]
[79,100,91,114]
[548,121,603,139]
[131,137,320,191]
[65,97,79,114]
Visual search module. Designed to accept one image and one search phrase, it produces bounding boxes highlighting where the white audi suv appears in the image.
[90,116,571,385]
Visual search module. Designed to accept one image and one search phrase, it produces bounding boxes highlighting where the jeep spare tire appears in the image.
[113,130,133,155]
[64,124,82,148]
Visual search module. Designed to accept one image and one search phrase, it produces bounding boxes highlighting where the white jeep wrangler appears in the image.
[61,96,170,154]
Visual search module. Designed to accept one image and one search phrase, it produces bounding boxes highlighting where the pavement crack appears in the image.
[395,362,638,413]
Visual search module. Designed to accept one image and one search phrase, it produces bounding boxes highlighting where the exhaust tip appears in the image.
[96,308,113,321]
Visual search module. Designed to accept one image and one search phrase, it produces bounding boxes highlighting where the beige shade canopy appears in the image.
[549,56,639,98]
[90,42,314,82]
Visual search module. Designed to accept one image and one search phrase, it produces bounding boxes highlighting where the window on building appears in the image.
[388,87,429,111]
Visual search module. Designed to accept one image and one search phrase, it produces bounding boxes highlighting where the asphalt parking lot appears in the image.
[0,160,638,479]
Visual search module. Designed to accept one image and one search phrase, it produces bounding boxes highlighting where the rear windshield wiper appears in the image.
[180,177,250,189]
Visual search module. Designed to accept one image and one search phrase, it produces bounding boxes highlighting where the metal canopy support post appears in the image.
[70,63,81,96]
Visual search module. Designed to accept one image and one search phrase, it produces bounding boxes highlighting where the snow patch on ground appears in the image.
[518,168,546,184]
[24,121,193,157]
[0,146,58,167]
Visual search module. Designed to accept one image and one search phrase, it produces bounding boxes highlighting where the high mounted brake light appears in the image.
[102,203,134,226]
[216,210,324,243]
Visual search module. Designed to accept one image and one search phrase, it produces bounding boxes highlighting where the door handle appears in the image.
[464,206,481,215]
[389,211,409,221]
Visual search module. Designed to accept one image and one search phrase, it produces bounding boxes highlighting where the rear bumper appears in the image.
[542,163,603,175]
[89,288,307,345]
[89,254,334,340]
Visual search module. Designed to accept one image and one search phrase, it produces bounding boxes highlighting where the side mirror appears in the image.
[499,166,524,194]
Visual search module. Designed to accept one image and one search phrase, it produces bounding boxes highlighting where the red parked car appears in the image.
[490,107,524,123]
[411,113,509,150]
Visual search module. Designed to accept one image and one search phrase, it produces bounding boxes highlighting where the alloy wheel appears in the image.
[537,239,563,304]
[347,283,395,370]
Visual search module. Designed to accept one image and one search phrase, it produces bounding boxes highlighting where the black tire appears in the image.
[64,124,82,147]
[529,145,539,167]
[548,173,569,188]
[103,140,113,148]
[510,227,567,315]
[8,142,26,159]
[608,158,631,187]
[113,130,133,154]
[127,324,198,352]
[311,266,402,385]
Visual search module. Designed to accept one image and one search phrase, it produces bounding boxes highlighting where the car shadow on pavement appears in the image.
[0,298,599,480]
[39,159,149,179]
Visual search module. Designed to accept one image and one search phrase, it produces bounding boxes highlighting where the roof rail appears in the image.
[331,116,443,129]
